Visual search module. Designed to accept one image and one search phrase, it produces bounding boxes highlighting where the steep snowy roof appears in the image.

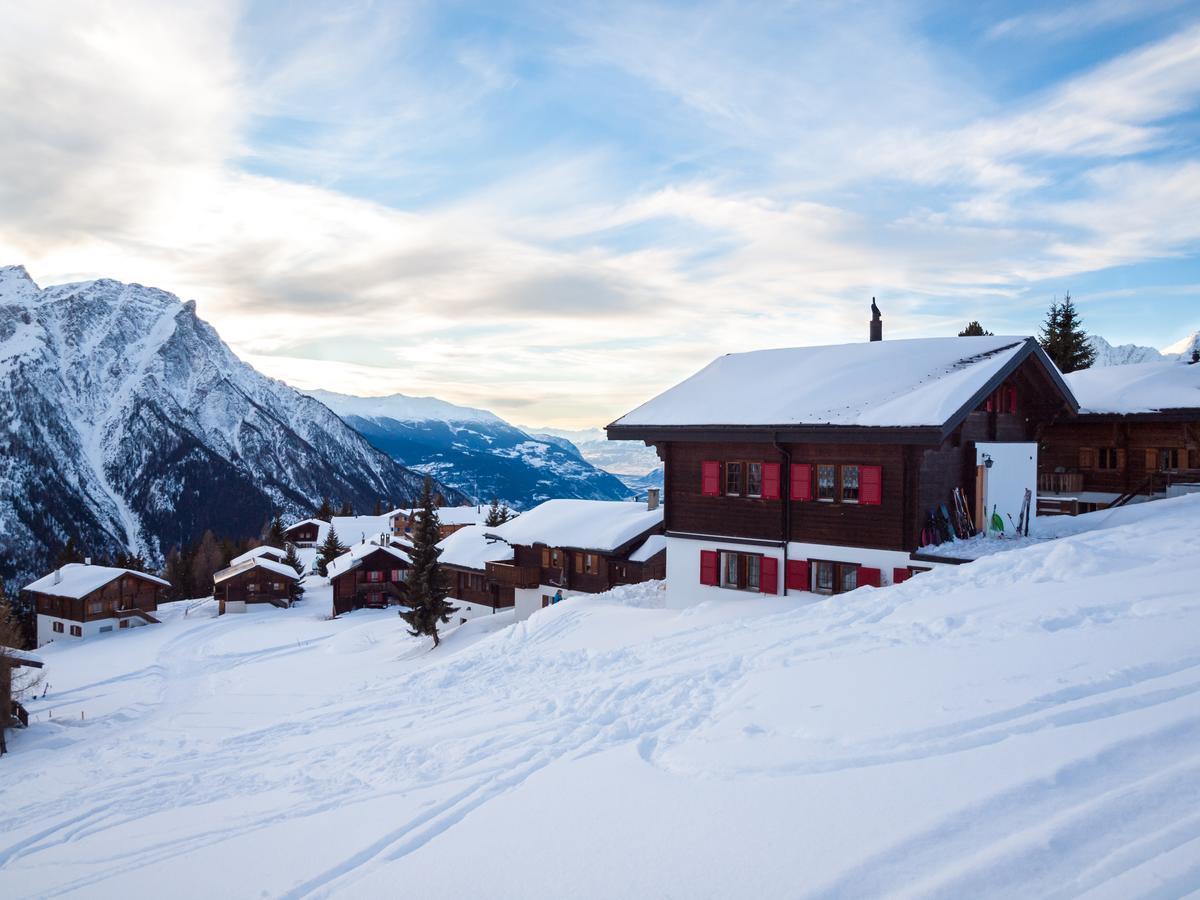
[285,515,396,545]
[229,545,288,567]
[213,557,300,585]
[629,533,667,563]
[611,336,1068,430]
[490,500,662,552]
[23,564,170,599]
[437,525,514,571]
[396,505,494,527]
[1066,360,1200,414]
[326,542,412,578]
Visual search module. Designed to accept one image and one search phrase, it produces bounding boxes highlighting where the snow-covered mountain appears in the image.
[0,266,461,586]
[526,425,662,477]
[310,390,634,509]
[1086,335,1164,367]
[1162,330,1200,361]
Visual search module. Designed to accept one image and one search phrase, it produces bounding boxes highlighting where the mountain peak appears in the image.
[0,264,39,298]
[309,389,505,426]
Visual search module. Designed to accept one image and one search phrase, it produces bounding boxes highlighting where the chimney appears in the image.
[870,298,882,342]
[84,557,92,566]
[53,568,61,584]
[647,488,660,511]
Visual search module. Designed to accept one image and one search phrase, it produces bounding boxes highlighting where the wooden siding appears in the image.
[25,573,162,623]
[215,568,295,611]
[444,564,514,608]
[1040,418,1200,496]
[330,548,411,616]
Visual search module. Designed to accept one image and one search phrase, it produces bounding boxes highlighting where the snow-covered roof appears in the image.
[2,646,44,668]
[229,545,288,567]
[611,336,1070,430]
[437,524,514,571]
[490,500,663,553]
[22,564,170,599]
[395,505,494,527]
[326,542,412,578]
[285,514,397,546]
[213,557,301,585]
[629,533,667,563]
[1066,360,1200,415]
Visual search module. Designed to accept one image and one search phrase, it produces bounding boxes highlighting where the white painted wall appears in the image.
[977,441,1038,534]
[449,598,506,623]
[514,585,566,621]
[36,614,148,648]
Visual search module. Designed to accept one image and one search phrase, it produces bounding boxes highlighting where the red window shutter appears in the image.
[859,567,881,588]
[762,463,781,499]
[892,567,911,584]
[699,550,719,586]
[701,461,721,496]
[391,569,400,582]
[786,559,810,591]
[790,463,812,501]
[860,466,882,505]
[760,556,778,594]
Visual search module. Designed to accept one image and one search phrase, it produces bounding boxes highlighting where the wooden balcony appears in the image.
[1038,472,1084,494]
[486,562,541,590]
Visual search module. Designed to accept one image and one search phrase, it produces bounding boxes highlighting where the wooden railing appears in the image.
[1038,472,1084,494]
[486,562,541,589]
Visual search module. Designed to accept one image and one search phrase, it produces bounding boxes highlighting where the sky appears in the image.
[2,1,1200,427]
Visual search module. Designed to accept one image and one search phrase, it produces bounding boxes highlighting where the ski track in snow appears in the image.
[5,497,1200,897]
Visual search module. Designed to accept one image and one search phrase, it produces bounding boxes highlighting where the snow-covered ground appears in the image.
[6,494,1200,898]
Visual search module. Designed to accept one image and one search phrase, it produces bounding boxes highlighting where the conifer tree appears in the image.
[54,537,85,568]
[399,478,456,648]
[316,527,348,577]
[958,321,993,336]
[282,543,307,599]
[338,500,354,516]
[1191,348,1199,364]
[266,515,287,548]
[192,531,224,598]
[1040,292,1095,373]
[484,497,507,527]
[315,497,334,522]
[373,498,384,516]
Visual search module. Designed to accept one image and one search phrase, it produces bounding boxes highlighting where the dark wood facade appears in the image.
[498,528,666,595]
[330,547,411,616]
[24,573,163,627]
[444,565,515,610]
[284,521,322,545]
[214,564,298,614]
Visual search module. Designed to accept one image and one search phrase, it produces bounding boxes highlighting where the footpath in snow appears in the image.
[4,494,1200,898]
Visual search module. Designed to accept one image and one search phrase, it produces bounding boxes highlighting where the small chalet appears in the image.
[392,505,494,540]
[486,498,665,619]
[22,563,171,647]
[437,524,517,621]
[229,545,289,567]
[285,512,399,548]
[1039,360,1200,514]
[213,557,301,615]
[607,322,1077,607]
[327,542,413,616]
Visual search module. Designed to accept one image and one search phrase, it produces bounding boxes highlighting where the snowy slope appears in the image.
[1066,359,1200,413]
[313,389,633,508]
[5,494,1200,897]
[0,265,462,586]
[527,425,663,477]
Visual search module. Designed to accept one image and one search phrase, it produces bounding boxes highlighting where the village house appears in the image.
[228,545,290,567]
[392,504,494,540]
[437,524,518,622]
[485,498,665,620]
[1038,360,1200,515]
[606,317,1077,607]
[283,511,398,548]
[22,563,171,647]
[327,542,413,616]
[212,557,301,615]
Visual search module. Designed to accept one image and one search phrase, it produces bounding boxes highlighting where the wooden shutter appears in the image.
[785,559,809,592]
[860,466,882,505]
[1079,448,1095,469]
[701,461,721,496]
[1145,448,1158,472]
[790,463,812,501]
[699,550,719,586]
[574,553,583,573]
[1008,386,1018,414]
[892,567,911,584]
[760,556,779,595]
[761,463,781,499]
[858,567,881,588]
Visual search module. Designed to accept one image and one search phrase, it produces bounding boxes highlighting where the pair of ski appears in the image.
[951,487,976,538]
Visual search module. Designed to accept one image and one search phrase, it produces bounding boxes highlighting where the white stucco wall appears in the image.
[449,598,506,624]
[36,614,147,648]
[977,441,1038,533]
[513,585,569,621]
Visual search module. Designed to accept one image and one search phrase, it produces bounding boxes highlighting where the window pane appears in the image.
[841,566,858,593]
[815,561,834,593]
[817,465,836,500]
[746,463,763,497]
[842,465,859,502]
[746,555,760,590]
[722,552,739,587]
[726,462,742,495]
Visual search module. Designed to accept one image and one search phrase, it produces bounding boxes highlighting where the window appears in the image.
[390,569,402,582]
[814,561,835,594]
[725,462,743,496]
[841,465,860,503]
[70,625,82,637]
[119,619,129,629]
[812,560,860,596]
[87,600,107,615]
[1097,448,1120,470]
[746,555,761,591]
[816,465,836,501]
[722,552,739,588]
[583,553,597,574]
[247,582,258,593]
[99,625,113,633]
[551,549,562,568]
[1159,448,1182,470]
[746,462,763,497]
[840,566,858,593]
[720,552,763,592]
[367,570,382,583]
[53,621,64,633]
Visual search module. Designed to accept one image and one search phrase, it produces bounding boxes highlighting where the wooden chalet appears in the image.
[283,519,324,547]
[1,647,43,755]
[327,543,412,616]
[607,321,1077,606]
[485,498,665,619]
[22,563,170,647]
[1039,360,1200,515]
[437,524,517,621]
[213,558,301,615]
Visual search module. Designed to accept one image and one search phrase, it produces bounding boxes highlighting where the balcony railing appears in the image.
[486,562,541,589]
[1038,472,1084,494]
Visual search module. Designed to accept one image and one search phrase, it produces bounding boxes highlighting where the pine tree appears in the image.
[54,537,85,568]
[282,543,307,600]
[316,527,348,578]
[373,498,384,516]
[164,545,195,602]
[958,321,993,336]
[315,497,334,522]
[1191,348,1199,365]
[266,515,286,548]
[1041,292,1095,373]
[399,478,456,648]
[338,500,354,517]
[484,497,506,527]
[192,531,224,598]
